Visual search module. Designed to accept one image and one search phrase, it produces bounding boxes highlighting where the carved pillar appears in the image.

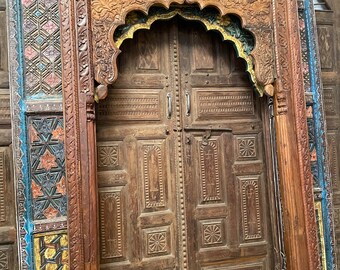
[60,0,99,268]
[273,0,320,269]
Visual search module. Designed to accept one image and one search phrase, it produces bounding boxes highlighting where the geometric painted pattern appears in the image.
[306,104,319,187]
[28,116,67,220]
[34,231,69,269]
[23,0,62,96]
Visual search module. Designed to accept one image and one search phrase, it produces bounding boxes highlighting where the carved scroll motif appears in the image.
[91,0,275,96]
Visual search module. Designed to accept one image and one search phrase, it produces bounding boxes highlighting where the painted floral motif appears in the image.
[56,176,66,195]
[38,149,58,171]
[52,126,64,141]
[32,181,44,199]
[43,206,59,219]
[28,116,67,220]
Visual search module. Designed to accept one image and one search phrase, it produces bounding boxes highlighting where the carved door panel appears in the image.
[96,24,178,269]
[178,22,274,269]
[97,18,275,269]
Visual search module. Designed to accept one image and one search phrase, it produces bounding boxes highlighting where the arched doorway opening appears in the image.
[96,16,283,269]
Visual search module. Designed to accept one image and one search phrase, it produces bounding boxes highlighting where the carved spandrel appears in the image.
[91,0,275,91]
[199,141,221,202]
[99,188,125,260]
[239,176,262,241]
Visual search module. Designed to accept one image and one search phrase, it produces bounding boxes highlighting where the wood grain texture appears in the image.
[60,0,321,269]
[96,19,277,270]
[273,0,320,269]
[91,0,275,89]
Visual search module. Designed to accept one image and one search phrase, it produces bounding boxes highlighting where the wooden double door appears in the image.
[96,18,277,269]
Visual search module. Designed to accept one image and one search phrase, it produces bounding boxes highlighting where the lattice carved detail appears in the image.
[91,0,275,94]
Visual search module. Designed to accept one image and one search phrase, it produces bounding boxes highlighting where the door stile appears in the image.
[169,21,189,270]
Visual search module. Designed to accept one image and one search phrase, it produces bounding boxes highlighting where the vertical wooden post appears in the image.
[273,0,320,269]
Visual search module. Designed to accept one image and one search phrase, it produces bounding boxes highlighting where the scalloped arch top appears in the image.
[91,0,275,96]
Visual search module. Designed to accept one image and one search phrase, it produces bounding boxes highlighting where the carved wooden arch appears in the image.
[59,0,321,269]
[92,0,275,96]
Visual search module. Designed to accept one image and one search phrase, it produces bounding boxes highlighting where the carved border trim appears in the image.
[59,0,85,268]
[7,0,31,268]
[60,0,321,269]
[304,0,336,267]
[273,0,320,268]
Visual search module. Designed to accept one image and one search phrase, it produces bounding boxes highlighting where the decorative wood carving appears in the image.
[91,0,275,95]
[273,0,320,269]
[60,0,321,269]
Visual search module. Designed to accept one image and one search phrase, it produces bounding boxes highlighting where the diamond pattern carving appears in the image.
[23,0,62,96]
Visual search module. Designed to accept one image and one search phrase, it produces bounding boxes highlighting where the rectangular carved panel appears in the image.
[328,133,339,190]
[317,25,335,70]
[97,91,162,121]
[99,187,125,260]
[142,144,166,209]
[0,150,5,223]
[97,143,120,170]
[192,29,215,71]
[235,136,258,161]
[324,87,338,117]
[28,116,66,221]
[137,31,160,70]
[143,226,171,257]
[239,176,262,241]
[202,262,264,270]
[199,219,225,248]
[0,92,10,125]
[199,140,222,202]
[194,89,255,121]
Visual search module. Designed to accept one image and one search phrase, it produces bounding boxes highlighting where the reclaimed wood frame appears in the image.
[59,0,321,269]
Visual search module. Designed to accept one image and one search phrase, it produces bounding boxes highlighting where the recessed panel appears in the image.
[239,176,262,242]
[193,88,255,121]
[99,187,125,261]
[97,91,162,121]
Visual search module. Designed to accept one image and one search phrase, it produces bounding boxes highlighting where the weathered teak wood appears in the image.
[59,0,321,269]
[96,19,279,269]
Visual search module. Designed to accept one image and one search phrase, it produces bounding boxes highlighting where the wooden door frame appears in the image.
[59,0,320,269]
